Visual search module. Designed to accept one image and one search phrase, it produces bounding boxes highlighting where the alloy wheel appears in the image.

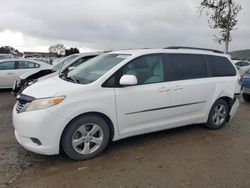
[212,103,227,126]
[72,123,104,154]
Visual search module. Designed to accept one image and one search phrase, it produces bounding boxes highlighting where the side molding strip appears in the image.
[125,101,206,115]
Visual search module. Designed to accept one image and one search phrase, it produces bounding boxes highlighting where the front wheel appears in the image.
[205,99,229,130]
[61,115,110,160]
[243,93,250,102]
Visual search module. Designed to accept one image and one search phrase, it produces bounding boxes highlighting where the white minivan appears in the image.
[13,47,241,160]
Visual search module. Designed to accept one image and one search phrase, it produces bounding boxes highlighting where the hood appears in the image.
[21,69,54,80]
[22,76,82,98]
[37,71,58,81]
[20,69,43,79]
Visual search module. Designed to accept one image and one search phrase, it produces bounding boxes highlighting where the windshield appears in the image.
[52,54,79,71]
[65,54,130,84]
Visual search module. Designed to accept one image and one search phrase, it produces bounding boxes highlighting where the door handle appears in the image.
[7,72,14,75]
[158,87,170,92]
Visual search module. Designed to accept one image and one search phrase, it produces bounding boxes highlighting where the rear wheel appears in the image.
[205,99,229,129]
[243,93,250,102]
[61,115,110,160]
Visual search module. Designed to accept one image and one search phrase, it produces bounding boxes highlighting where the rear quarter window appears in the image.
[205,55,236,77]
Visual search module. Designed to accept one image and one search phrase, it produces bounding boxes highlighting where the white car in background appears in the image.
[0,58,51,89]
[233,60,250,76]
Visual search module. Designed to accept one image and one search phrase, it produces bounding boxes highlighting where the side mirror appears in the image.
[119,75,138,86]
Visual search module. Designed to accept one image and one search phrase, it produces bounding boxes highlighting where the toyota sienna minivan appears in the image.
[13,47,241,160]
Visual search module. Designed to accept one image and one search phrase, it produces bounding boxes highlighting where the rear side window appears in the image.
[17,61,40,69]
[244,62,250,66]
[205,55,236,77]
[165,54,207,81]
[241,62,249,66]
[235,62,242,67]
[0,61,15,70]
[235,61,248,67]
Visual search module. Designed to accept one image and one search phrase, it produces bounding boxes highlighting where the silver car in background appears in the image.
[0,58,51,89]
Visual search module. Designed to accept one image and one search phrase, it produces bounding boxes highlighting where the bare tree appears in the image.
[200,0,242,53]
[48,44,66,56]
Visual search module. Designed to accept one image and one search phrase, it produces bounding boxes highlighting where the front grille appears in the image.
[16,100,28,113]
[15,94,35,113]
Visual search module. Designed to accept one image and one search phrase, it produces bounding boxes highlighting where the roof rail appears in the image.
[164,46,224,54]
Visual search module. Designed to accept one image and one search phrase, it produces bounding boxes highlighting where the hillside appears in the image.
[229,49,250,60]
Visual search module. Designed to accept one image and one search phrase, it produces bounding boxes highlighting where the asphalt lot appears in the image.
[0,90,250,188]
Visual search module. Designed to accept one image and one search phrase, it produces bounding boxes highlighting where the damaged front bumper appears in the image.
[12,79,37,96]
[228,94,240,121]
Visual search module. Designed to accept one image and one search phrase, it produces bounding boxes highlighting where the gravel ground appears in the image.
[0,90,250,188]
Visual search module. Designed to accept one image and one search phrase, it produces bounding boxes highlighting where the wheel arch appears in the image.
[210,96,235,122]
[218,96,234,107]
[59,111,115,152]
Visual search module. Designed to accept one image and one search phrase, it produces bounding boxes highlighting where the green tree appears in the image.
[0,46,22,55]
[65,47,80,56]
[200,0,242,53]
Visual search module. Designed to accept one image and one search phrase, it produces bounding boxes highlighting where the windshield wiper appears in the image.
[59,75,79,83]
[67,76,79,83]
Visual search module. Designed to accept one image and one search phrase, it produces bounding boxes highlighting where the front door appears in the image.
[114,54,173,138]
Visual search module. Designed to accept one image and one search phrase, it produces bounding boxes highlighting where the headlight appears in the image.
[25,96,65,112]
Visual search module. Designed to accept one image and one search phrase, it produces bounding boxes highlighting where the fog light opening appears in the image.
[30,137,42,145]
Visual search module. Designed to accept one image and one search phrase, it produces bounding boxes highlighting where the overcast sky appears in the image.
[0,0,249,52]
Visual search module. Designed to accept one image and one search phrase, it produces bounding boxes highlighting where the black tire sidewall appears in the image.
[62,115,110,160]
[243,93,250,102]
[206,99,229,129]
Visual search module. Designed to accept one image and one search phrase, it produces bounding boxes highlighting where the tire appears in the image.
[61,115,110,160]
[243,93,250,102]
[205,99,229,130]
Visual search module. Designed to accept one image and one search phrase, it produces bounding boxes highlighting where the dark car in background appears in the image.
[242,69,250,102]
